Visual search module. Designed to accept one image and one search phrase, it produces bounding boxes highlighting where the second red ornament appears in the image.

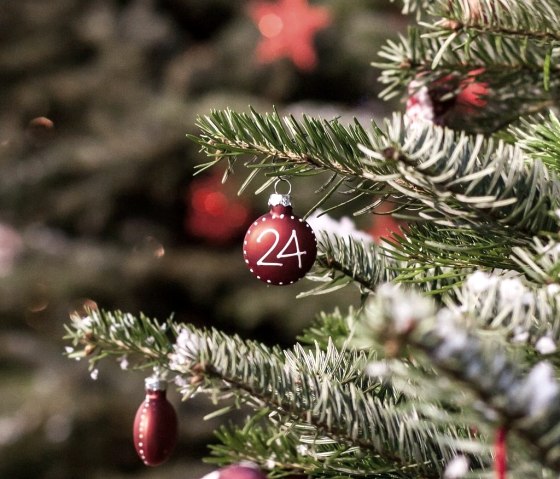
[243,181,317,285]
[133,377,178,467]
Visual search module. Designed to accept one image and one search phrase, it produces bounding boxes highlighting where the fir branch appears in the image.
[194,111,560,235]
[511,236,560,285]
[190,107,374,178]
[365,119,560,236]
[171,329,452,477]
[63,309,174,369]
[309,231,472,296]
[386,222,525,275]
[191,108,389,213]
[431,0,560,43]
[304,233,399,296]
[361,285,560,471]
[209,418,467,479]
[65,309,480,478]
[193,109,560,236]
[453,270,560,358]
[512,111,560,174]
[375,28,560,107]
[297,308,358,350]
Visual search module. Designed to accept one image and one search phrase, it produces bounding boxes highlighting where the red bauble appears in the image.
[243,194,317,285]
[133,378,178,467]
[185,171,250,244]
[201,464,268,479]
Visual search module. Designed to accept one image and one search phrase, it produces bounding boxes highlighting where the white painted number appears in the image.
[256,228,307,268]
[256,228,282,266]
[277,229,306,268]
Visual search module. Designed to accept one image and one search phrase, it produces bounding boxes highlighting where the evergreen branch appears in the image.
[361,285,560,471]
[63,309,174,369]
[375,29,560,102]
[298,308,358,350]
[512,111,560,174]
[453,270,560,357]
[194,109,560,235]
[386,223,525,275]
[190,107,374,179]
[65,309,479,478]
[366,119,560,236]
[309,232,472,296]
[431,0,560,42]
[511,236,560,285]
[304,233,399,296]
[441,21,560,43]
[171,330,451,477]
[191,108,388,213]
[209,418,479,479]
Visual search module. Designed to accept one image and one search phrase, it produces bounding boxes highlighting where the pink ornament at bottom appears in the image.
[201,463,268,479]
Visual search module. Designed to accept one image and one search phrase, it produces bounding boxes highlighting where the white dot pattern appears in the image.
[137,399,150,464]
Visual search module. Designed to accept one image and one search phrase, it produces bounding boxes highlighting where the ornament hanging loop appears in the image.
[274,177,292,195]
[269,177,293,207]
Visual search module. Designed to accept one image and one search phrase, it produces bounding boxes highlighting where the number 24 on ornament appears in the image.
[243,190,317,286]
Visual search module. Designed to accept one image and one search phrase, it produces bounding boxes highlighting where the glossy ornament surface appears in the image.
[133,378,178,467]
[201,463,268,479]
[243,193,317,285]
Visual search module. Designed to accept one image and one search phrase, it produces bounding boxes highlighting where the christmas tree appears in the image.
[65,0,560,477]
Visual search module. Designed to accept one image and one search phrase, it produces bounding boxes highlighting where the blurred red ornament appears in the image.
[368,201,405,244]
[244,193,317,285]
[248,0,331,71]
[185,172,250,244]
[406,69,488,125]
[456,68,488,112]
[201,463,268,479]
[133,378,178,467]
[26,116,55,145]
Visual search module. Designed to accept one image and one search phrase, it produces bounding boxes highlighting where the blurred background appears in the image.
[0,1,404,477]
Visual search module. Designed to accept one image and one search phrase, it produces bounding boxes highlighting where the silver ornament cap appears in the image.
[268,193,292,207]
[145,376,167,391]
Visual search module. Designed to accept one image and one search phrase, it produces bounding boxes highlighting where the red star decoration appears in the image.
[248,0,331,71]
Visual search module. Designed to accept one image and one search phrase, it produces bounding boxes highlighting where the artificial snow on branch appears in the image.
[359,284,560,472]
[65,308,484,478]
[452,270,560,354]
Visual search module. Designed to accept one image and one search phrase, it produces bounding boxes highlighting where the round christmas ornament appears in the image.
[200,463,268,479]
[243,181,317,285]
[133,377,178,467]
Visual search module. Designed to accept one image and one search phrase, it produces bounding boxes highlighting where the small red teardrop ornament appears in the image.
[243,193,317,285]
[133,377,178,467]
